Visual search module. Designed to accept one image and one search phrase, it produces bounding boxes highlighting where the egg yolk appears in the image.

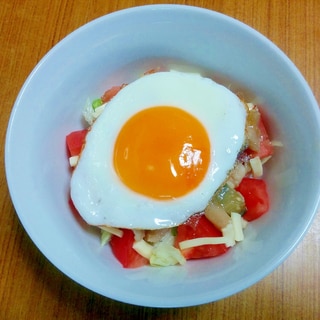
[113,106,211,200]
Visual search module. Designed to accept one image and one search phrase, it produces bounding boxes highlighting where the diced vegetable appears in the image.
[174,213,229,260]
[246,106,261,152]
[248,117,274,159]
[83,99,106,125]
[133,229,145,241]
[143,68,160,75]
[92,98,103,110]
[66,129,88,157]
[204,201,231,230]
[226,161,249,189]
[256,117,274,158]
[211,184,246,215]
[101,85,126,103]
[236,177,270,221]
[109,229,149,268]
[69,155,79,167]
[144,228,171,243]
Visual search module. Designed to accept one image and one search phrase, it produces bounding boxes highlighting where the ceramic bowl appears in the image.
[5,5,320,307]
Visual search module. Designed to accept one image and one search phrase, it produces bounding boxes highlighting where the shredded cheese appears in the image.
[133,239,153,259]
[100,229,112,246]
[99,225,123,238]
[261,155,272,165]
[179,236,228,250]
[249,156,263,177]
[222,223,236,247]
[271,140,283,147]
[241,218,248,229]
[231,212,244,241]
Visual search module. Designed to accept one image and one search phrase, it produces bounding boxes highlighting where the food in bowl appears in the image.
[66,69,278,268]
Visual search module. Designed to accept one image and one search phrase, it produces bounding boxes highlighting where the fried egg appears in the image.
[70,71,247,229]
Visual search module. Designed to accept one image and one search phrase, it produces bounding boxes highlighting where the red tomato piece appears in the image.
[109,229,149,268]
[256,117,274,158]
[143,67,160,75]
[66,129,88,157]
[174,213,229,260]
[101,84,126,103]
[249,117,274,159]
[236,177,269,221]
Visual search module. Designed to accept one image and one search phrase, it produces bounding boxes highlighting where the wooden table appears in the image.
[1,0,319,319]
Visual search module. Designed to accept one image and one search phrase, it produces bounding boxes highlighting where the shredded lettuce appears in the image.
[150,242,186,266]
[133,230,186,266]
[83,98,106,125]
[100,229,111,246]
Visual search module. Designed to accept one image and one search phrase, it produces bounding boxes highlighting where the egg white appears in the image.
[70,71,246,229]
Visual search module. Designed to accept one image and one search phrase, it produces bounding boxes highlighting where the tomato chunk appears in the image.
[101,84,125,103]
[109,229,149,268]
[249,117,274,159]
[174,213,229,260]
[66,129,88,157]
[257,117,274,158]
[236,177,269,221]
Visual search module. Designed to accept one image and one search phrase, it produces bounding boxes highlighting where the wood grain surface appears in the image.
[1,0,319,319]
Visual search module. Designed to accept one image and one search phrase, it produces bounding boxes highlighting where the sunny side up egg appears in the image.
[70,71,247,230]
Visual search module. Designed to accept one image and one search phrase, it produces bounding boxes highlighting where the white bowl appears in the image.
[5,5,320,307]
